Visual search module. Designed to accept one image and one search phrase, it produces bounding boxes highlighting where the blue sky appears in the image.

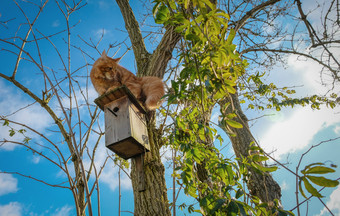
[0,0,340,216]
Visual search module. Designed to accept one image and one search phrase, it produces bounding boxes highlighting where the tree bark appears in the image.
[219,92,282,204]
[130,125,170,215]
[115,0,181,215]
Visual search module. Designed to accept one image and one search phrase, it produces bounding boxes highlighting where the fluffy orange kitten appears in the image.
[90,51,165,110]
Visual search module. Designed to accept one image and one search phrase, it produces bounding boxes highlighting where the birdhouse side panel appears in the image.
[129,105,150,151]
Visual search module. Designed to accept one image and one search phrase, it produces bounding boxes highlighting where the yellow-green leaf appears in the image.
[304,166,336,175]
[302,177,323,198]
[225,119,243,128]
[299,179,307,199]
[306,175,339,187]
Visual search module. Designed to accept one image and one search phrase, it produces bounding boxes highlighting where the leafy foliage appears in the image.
[154,0,339,215]
[154,0,292,214]
[299,163,339,198]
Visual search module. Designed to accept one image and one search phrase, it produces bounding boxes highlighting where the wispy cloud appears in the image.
[0,173,18,196]
[31,155,41,164]
[0,80,53,151]
[260,106,340,159]
[50,205,73,216]
[83,141,132,191]
[52,20,60,27]
[280,180,289,191]
[258,43,340,159]
[93,28,112,41]
[334,126,340,135]
[0,202,22,216]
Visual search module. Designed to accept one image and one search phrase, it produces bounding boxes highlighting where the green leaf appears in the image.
[235,189,244,199]
[211,199,226,214]
[226,200,239,215]
[226,84,236,94]
[278,209,295,216]
[23,137,31,144]
[152,1,161,16]
[3,119,9,126]
[226,29,235,45]
[299,179,308,199]
[252,155,269,162]
[302,162,324,173]
[306,175,339,187]
[9,129,15,137]
[154,5,169,24]
[200,0,215,10]
[191,148,203,162]
[303,166,336,175]
[18,129,26,134]
[302,177,323,198]
[188,204,195,213]
[251,162,277,172]
[225,119,243,128]
[235,201,247,216]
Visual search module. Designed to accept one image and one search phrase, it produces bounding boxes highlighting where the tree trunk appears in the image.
[115,1,181,214]
[220,92,282,204]
[130,124,170,216]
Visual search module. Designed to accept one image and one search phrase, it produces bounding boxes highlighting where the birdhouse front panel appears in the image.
[104,95,149,159]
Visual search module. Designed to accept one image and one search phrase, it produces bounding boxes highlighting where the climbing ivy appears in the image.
[154,0,338,215]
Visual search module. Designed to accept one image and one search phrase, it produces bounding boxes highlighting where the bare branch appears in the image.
[148,25,181,78]
[233,0,282,33]
[115,0,150,74]
[1,171,70,189]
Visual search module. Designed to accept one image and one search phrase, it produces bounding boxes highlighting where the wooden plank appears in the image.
[104,96,150,159]
[94,85,146,114]
[134,154,146,192]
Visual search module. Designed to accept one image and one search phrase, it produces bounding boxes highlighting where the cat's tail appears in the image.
[142,77,165,110]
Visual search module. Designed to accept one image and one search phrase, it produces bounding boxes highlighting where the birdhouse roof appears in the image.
[94,85,146,114]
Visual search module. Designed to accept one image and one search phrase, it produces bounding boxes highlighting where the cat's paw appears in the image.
[145,97,161,110]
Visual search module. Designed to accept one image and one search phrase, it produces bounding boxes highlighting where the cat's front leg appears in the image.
[125,82,142,99]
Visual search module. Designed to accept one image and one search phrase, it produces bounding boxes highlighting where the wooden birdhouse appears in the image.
[94,85,150,160]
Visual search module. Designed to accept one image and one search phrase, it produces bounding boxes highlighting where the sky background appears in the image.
[0,0,340,216]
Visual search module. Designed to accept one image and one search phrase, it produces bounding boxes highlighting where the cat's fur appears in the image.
[90,51,165,110]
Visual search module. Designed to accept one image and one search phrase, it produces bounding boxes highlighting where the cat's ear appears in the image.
[101,50,107,58]
[113,57,122,63]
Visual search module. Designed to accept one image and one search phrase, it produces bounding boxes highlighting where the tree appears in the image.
[1,0,339,215]
[0,1,104,215]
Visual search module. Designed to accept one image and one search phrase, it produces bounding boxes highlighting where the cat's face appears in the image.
[93,51,121,81]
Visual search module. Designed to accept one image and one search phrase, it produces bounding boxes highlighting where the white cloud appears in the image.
[50,205,73,216]
[93,28,112,40]
[87,144,132,191]
[259,40,340,159]
[0,80,53,151]
[52,20,60,27]
[100,164,132,191]
[280,180,289,191]
[0,173,18,196]
[287,46,340,97]
[334,126,340,135]
[0,202,22,216]
[317,186,340,216]
[31,155,41,164]
[259,106,340,159]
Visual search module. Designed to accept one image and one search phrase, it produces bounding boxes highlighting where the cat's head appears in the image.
[92,50,122,81]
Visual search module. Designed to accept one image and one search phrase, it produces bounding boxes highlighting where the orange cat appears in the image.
[90,51,165,110]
